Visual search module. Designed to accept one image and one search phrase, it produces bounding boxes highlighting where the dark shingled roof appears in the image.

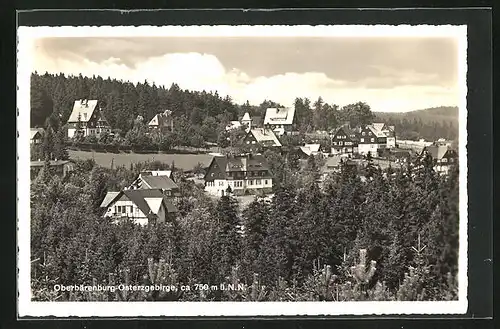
[422,145,453,160]
[207,154,271,180]
[141,175,179,190]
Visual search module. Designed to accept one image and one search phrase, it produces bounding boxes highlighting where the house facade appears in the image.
[102,189,177,226]
[330,126,359,155]
[148,110,174,132]
[30,160,74,180]
[204,153,273,196]
[242,128,282,151]
[263,107,296,136]
[358,125,387,156]
[30,128,44,144]
[67,99,111,138]
[421,145,458,175]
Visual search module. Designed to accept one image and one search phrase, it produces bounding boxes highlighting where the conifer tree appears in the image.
[213,194,241,282]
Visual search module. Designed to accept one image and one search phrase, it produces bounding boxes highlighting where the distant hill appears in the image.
[374,106,459,141]
[375,106,459,125]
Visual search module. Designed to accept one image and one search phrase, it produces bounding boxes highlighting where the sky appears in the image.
[31,35,461,112]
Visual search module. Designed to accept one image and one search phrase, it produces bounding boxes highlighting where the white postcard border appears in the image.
[17,24,468,317]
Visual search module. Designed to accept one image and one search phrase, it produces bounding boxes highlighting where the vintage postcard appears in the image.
[17,24,468,317]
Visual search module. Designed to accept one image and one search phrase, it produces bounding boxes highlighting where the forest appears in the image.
[31,72,458,150]
[30,149,460,302]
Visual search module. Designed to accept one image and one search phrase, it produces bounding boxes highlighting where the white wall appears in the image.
[205,179,227,196]
[358,143,379,156]
[105,200,149,225]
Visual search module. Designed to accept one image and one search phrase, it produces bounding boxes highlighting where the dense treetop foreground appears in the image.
[30,150,459,302]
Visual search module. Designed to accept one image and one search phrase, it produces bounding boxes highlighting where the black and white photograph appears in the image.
[17,24,468,317]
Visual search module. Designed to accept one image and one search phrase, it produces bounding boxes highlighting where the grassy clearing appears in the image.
[69,150,213,171]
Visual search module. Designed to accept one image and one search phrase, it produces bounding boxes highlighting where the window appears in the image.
[252,141,256,144]
[369,132,372,136]
[249,180,254,185]
[256,179,261,185]
[129,206,133,213]
[371,138,374,143]
[450,158,454,163]
[442,158,448,163]
[219,181,224,186]
[265,180,268,185]
[362,132,365,136]
[121,206,126,214]
[339,141,343,146]
[360,138,364,143]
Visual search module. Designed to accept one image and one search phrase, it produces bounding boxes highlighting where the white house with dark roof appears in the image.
[263,107,296,136]
[358,124,388,156]
[148,110,174,132]
[30,128,44,144]
[66,99,111,138]
[102,189,178,226]
[204,153,273,196]
[242,128,282,150]
[420,144,458,175]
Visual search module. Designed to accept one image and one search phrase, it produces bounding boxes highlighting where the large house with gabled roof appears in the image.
[358,124,388,156]
[67,99,111,138]
[242,128,282,151]
[420,144,458,175]
[101,189,177,226]
[204,153,273,196]
[148,110,174,132]
[263,107,296,136]
[330,125,360,155]
[128,170,180,197]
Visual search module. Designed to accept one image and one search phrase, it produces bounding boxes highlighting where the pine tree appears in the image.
[241,197,270,280]
[213,194,241,282]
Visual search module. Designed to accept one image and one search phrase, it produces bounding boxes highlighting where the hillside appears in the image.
[375,106,459,125]
[374,106,459,141]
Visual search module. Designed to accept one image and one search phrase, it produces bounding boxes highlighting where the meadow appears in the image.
[68,150,214,171]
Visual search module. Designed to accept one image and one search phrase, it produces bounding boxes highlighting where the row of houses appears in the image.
[65,99,173,138]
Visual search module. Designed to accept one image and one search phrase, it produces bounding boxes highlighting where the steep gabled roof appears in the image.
[108,189,177,216]
[241,112,251,122]
[148,110,173,126]
[264,107,295,125]
[100,191,120,208]
[30,128,44,140]
[67,99,99,123]
[366,125,387,138]
[249,128,282,147]
[141,175,179,190]
[372,123,386,131]
[206,154,270,179]
[422,145,454,160]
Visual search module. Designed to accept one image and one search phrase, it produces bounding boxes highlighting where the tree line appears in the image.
[31,149,459,302]
[32,72,457,155]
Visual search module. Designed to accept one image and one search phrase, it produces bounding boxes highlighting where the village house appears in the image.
[66,99,111,138]
[330,125,359,155]
[242,128,282,151]
[148,110,174,132]
[128,170,180,196]
[204,153,273,196]
[298,143,322,158]
[357,124,388,156]
[319,155,357,183]
[263,107,296,136]
[398,139,434,154]
[30,159,75,180]
[101,189,178,226]
[421,144,458,175]
[30,128,44,145]
[226,120,243,132]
